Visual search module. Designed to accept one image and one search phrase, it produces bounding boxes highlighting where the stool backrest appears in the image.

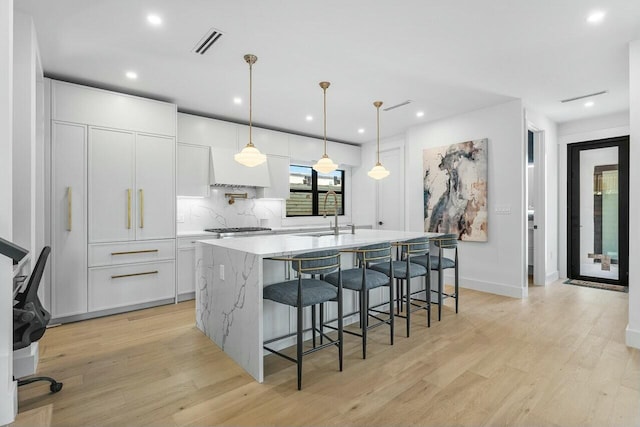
[433,233,458,248]
[356,242,392,264]
[292,250,340,275]
[401,236,430,258]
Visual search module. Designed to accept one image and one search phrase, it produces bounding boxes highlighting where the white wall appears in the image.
[525,108,559,283]
[0,0,16,424]
[627,40,640,349]
[405,100,526,298]
[557,111,630,279]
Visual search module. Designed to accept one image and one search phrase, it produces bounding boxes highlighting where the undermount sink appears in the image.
[299,230,350,237]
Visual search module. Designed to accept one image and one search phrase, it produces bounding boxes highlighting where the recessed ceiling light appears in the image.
[358,128,365,134]
[305,115,313,121]
[233,97,242,105]
[416,111,424,117]
[584,101,595,108]
[125,71,138,80]
[147,14,162,26]
[587,11,606,24]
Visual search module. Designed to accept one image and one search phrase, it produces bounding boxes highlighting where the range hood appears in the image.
[210,148,271,187]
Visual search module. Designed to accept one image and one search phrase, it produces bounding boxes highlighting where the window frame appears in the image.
[286,165,345,217]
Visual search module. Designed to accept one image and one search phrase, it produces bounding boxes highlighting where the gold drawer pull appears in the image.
[111,270,158,279]
[111,249,159,256]
[67,187,72,231]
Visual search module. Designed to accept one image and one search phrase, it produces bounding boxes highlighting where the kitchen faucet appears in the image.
[322,190,339,236]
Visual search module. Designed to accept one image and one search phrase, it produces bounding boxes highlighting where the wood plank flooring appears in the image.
[15,280,639,426]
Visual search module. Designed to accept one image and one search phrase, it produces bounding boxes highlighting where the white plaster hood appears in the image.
[210,148,271,187]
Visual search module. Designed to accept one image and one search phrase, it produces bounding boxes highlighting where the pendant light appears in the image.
[234,54,267,167]
[367,101,390,180]
[312,81,338,174]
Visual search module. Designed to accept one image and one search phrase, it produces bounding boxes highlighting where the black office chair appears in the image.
[13,246,63,393]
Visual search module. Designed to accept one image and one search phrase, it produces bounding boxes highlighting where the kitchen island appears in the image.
[195,229,435,382]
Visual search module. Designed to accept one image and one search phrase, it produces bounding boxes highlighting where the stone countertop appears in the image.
[177,224,371,238]
[197,229,438,257]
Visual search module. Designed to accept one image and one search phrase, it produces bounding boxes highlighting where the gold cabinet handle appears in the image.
[67,187,72,231]
[111,270,158,279]
[139,189,144,228]
[111,249,159,256]
[127,189,132,229]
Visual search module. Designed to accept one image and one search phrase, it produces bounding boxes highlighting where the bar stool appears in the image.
[369,237,430,337]
[324,242,394,359]
[411,233,458,321]
[263,250,343,390]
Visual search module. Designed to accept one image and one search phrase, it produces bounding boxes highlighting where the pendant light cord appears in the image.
[249,60,253,145]
[323,86,327,156]
[376,104,380,164]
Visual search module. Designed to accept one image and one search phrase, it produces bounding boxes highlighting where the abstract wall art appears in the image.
[423,139,488,241]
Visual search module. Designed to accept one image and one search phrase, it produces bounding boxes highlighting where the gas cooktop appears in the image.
[204,227,272,233]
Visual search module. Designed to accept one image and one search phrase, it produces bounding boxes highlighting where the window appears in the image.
[286,165,344,216]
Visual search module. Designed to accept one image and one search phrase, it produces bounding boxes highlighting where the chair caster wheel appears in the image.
[50,382,63,393]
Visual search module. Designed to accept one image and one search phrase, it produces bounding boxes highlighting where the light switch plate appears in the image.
[219,264,225,280]
[495,206,511,215]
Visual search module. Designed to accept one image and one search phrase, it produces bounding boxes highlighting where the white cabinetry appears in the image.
[238,125,289,156]
[177,235,211,300]
[177,143,210,197]
[49,80,177,321]
[51,121,88,318]
[257,155,290,199]
[177,113,237,150]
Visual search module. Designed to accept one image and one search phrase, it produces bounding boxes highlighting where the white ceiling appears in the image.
[15,0,640,144]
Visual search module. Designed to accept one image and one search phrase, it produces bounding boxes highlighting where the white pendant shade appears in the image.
[234,143,266,167]
[313,154,338,174]
[367,162,390,180]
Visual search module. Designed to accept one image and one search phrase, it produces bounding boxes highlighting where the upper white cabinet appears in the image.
[289,134,323,162]
[328,141,361,166]
[88,127,175,243]
[52,81,176,137]
[177,113,237,150]
[177,143,210,197]
[238,125,289,156]
[257,155,290,199]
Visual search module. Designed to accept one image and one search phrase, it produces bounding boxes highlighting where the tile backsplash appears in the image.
[177,187,284,232]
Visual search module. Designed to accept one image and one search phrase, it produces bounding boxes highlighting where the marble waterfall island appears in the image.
[195,229,432,382]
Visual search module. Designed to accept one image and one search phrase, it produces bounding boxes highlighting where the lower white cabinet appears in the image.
[88,260,175,312]
[88,239,176,267]
[177,236,210,299]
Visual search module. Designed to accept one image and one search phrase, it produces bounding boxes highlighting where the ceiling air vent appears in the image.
[383,100,412,111]
[192,28,224,55]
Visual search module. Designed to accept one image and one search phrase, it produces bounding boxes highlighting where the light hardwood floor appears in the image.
[15,281,639,426]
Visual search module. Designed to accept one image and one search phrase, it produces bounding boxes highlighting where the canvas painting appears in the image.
[423,139,488,241]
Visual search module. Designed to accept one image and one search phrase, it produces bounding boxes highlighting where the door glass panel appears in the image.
[579,147,618,280]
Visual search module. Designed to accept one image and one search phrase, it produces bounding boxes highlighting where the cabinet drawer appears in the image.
[88,260,175,311]
[89,239,175,267]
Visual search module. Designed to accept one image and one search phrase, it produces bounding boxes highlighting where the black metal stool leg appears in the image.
[311,304,317,348]
[319,302,324,344]
[405,278,411,337]
[297,304,303,390]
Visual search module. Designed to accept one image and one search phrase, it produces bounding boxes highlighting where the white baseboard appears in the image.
[545,271,559,285]
[440,273,525,298]
[626,324,640,349]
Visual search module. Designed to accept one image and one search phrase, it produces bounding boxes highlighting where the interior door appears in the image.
[135,133,175,240]
[88,127,135,243]
[376,147,404,230]
[567,136,629,285]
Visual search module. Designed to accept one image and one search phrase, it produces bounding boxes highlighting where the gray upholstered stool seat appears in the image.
[410,254,454,270]
[369,260,427,279]
[264,279,337,307]
[325,268,389,291]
